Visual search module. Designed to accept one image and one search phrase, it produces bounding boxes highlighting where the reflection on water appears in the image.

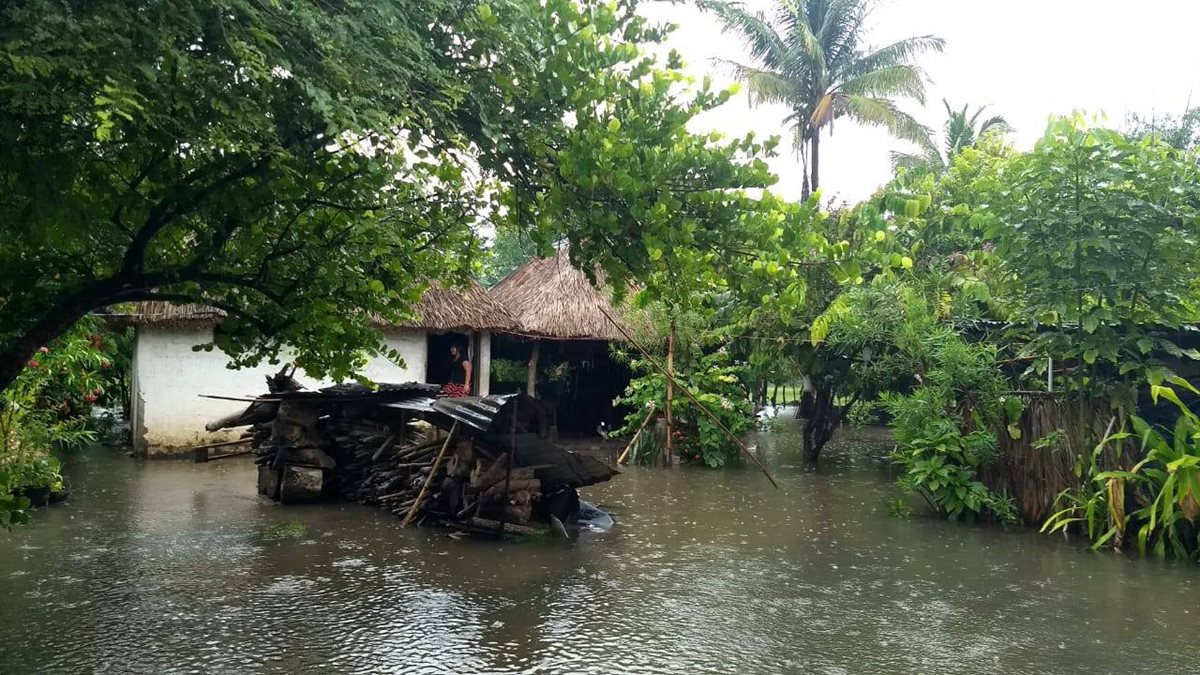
[1,422,1197,674]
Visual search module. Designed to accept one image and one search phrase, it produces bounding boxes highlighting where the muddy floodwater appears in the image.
[2,423,1198,674]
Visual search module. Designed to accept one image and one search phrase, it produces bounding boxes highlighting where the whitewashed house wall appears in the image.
[131,325,429,455]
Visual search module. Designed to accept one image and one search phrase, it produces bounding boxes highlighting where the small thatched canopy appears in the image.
[403,281,518,332]
[489,246,637,340]
[112,280,517,333]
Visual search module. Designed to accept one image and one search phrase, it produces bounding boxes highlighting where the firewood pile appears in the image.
[206,368,616,537]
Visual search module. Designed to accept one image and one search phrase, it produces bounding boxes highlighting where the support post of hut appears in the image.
[665,319,676,464]
[526,341,540,397]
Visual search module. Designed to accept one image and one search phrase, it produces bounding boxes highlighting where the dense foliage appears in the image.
[0,0,789,392]
[616,345,752,468]
[1,318,117,527]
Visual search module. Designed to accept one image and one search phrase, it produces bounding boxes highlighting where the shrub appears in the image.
[1044,385,1200,559]
[1,318,113,526]
[883,334,1019,523]
[615,348,752,467]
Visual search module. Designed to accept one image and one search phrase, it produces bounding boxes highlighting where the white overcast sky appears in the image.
[639,0,1200,204]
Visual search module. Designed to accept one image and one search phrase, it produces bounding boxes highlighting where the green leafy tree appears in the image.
[891,99,1010,175]
[479,226,540,288]
[702,0,943,199]
[0,0,790,396]
[983,115,1200,388]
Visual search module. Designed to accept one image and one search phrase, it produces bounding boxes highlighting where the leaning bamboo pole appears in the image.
[596,305,779,489]
[401,421,459,527]
[617,403,657,465]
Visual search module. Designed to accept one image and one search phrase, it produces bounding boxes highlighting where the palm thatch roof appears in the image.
[404,281,518,332]
[489,246,638,341]
[112,280,518,332]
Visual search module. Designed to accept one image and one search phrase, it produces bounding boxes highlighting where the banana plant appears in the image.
[1047,381,1200,559]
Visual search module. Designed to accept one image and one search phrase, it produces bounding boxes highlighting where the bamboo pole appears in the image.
[596,305,780,489]
[617,403,657,465]
[401,421,458,527]
[665,319,675,465]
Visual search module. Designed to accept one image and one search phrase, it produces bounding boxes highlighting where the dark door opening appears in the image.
[426,331,473,390]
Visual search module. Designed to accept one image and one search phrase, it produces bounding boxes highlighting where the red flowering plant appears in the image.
[1,318,113,526]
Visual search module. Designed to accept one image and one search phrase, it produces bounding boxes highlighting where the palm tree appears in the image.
[891,99,1011,174]
[702,0,944,200]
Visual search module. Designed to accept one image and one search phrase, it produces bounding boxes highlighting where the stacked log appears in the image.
[206,378,616,537]
[245,407,542,529]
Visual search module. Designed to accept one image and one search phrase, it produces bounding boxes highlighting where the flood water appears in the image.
[2,422,1198,674]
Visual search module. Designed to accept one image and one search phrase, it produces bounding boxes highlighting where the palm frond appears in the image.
[837,64,926,102]
[836,94,934,147]
[712,59,802,106]
[778,1,828,78]
[699,1,790,71]
[820,0,870,72]
[978,114,1012,135]
[890,147,945,174]
[841,35,945,81]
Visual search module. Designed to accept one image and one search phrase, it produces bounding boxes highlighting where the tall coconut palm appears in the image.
[701,0,944,200]
[891,99,1011,174]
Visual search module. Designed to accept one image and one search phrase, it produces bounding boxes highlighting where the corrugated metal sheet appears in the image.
[268,382,441,404]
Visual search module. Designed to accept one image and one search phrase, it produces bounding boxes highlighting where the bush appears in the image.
[882,334,1019,524]
[1,318,114,527]
[1044,385,1200,559]
[615,348,752,467]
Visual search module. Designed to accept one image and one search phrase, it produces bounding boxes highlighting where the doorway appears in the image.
[425,331,474,390]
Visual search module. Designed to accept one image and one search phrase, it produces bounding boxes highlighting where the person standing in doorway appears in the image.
[441,343,472,397]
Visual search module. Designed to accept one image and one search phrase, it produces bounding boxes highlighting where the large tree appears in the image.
[702,0,943,199]
[0,0,784,392]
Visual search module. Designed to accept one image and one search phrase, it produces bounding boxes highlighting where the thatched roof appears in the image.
[111,301,224,325]
[403,280,518,332]
[489,246,636,340]
[113,280,518,332]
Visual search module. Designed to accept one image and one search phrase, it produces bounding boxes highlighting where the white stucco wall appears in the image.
[132,325,429,456]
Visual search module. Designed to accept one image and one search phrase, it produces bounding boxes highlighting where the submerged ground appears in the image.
[1,421,1196,674]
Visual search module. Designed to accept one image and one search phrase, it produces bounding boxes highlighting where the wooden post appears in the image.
[526,341,540,397]
[617,403,657,465]
[665,319,676,464]
[497,396,519,537]
[401,421,458,527]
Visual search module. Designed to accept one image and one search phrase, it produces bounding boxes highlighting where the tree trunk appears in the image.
[801,381,836,467]
[810,133,821,198]
[665,319,675,464]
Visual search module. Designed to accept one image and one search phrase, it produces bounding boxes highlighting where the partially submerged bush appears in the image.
[1,318,115,526]
[615,348,752,467]
[883,334,1020,524]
